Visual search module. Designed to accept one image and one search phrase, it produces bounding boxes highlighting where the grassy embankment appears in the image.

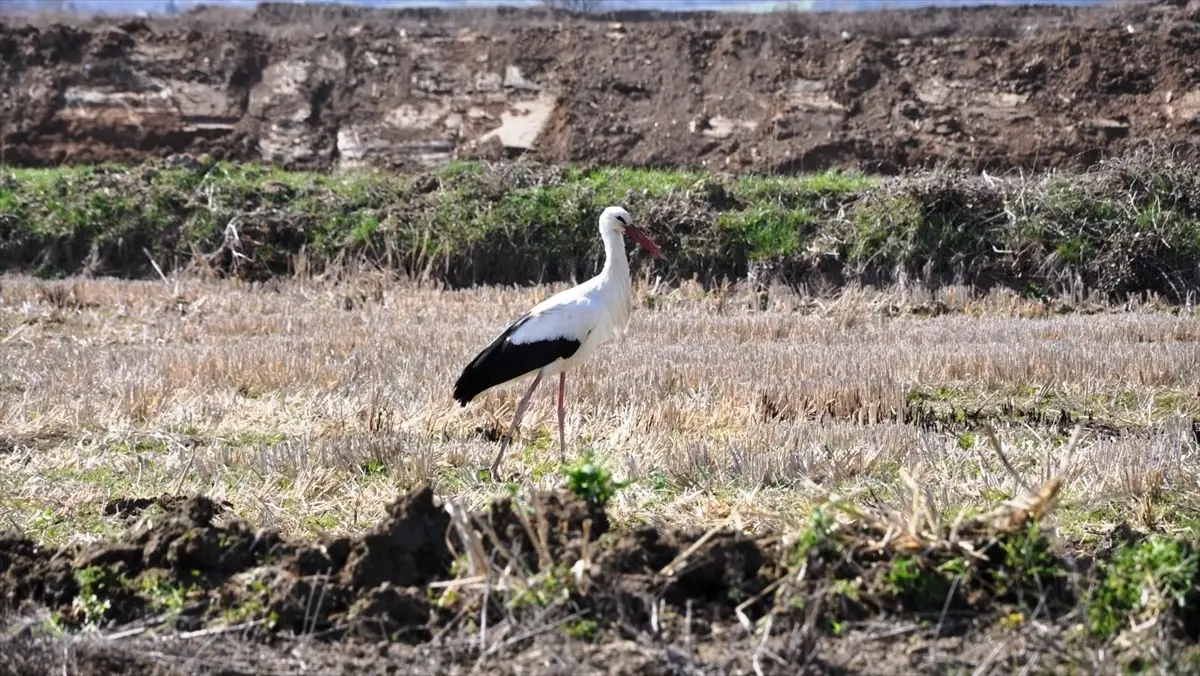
[2,152,1200,300]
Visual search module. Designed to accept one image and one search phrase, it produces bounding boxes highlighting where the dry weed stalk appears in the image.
[441,493,593,618]
[805,423,1084,560]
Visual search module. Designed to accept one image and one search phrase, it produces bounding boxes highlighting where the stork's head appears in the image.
[599,206,663,259]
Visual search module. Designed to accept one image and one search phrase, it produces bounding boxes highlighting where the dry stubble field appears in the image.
[3,274,1197,543]
[2,267,1200,673]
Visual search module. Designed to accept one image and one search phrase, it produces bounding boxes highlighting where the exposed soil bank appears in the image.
[1,1,1200,174]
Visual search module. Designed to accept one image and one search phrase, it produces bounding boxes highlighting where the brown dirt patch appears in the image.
[17,487,454,638]
[2,480,1197,674]
[2,1,1200,174]
[101,495,211,520]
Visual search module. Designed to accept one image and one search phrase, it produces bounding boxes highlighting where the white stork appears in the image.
[453,206,663,475]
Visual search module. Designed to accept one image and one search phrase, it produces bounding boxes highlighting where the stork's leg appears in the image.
[489,371,543,477]
[557,372,567,463]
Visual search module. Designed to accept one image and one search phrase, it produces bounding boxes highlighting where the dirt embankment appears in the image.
[1,479,1192,675]
[2,1,1200,175]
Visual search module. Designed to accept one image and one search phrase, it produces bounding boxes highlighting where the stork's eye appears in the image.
[616,214,629,227]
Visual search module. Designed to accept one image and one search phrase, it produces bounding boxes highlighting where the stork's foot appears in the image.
[487,437,513,480]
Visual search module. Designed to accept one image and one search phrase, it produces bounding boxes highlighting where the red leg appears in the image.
[557,372,567,463]
[489,371,543,476]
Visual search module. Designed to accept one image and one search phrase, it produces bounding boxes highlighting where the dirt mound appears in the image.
[101,494,214,520]
[2,2,1200,174]
[0,489,452,638]
[0,486,906,638]
[2,478,1200,673]
[0,487,622,640]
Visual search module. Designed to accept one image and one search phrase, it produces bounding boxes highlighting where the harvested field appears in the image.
[2,1,1200,173]
[1,266,1199,673]
[2,270,1199,537]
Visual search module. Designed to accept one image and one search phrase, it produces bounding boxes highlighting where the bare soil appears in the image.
[0,483,1181,676]
[2,1,1200,174]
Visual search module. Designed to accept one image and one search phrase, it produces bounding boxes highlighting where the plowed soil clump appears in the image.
[0,486,787,672]
[2,1,1200,174]
[1,481,1196,674]
[0,488,455,639]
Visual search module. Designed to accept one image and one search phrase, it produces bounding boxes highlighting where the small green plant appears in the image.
[998,610,1024,630]
[221,598,263,625]
[73,566,120,629]
[509,563,573,609]
[886,555,956,610]
[562,451,627,508]
[1087,536,1199,639]
[449,554,473,578]
[220,578,271,626]
[40,612,66,636]
[988,520,1059,604]
[136,570,193,617]
[564,618,600,642]
[886,556,924,594]
[936,556,969,579]
[792,507,836,563]
[110,438,170,455]
[831,577,862,602]
[359,459,388,476]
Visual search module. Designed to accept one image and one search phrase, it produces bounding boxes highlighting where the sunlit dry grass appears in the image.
[1,272,1198,546]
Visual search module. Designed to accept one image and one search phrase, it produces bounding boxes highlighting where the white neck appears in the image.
[600,228,629,279]
[596,227,633,337]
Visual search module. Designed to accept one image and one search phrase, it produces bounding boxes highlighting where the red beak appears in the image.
[624,224,664,259]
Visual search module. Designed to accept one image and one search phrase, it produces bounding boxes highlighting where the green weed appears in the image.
[564,618,600,642]
[220,578,273,626]
[1088,536,1199,639]
[562,450,628,508]
[987,521,1060,606]
[73,566,123,629]
[136,570,194,617]
[793,507,837,563]
[509,563,573,609]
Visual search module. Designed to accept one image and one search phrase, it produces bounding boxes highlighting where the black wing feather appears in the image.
[453,314,582,406]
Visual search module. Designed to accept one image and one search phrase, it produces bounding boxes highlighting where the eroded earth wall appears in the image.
[2,1,1199,174]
